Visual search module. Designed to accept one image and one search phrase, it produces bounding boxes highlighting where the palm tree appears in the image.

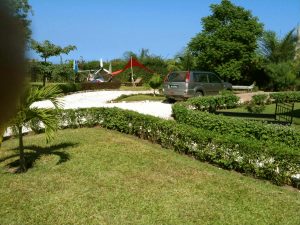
[11,85,62,172]
[259,29,297,63]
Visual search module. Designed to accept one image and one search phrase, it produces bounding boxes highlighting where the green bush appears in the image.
[246,103,266,114]
[270,91,300,103]
[58,83,81,94]
[246,94,269,114]
[251,94,269,105]
[186,94,240,112]
[55,107,299,187]
[149,73,163,95]
[172,103,300,148]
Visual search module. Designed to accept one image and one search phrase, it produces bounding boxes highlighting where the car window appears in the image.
[167,72,186,82]
[208,73,222,83]
[193,72,208,83]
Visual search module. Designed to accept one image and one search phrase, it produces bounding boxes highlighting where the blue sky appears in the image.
[28,0,300,63]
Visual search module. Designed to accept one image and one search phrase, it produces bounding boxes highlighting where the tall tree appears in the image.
[259,29,297,63]
[31,40,76,86]
[188,0,263,81]
[259,29,298,90]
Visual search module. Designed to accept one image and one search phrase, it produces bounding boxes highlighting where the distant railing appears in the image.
[275,102,295,125]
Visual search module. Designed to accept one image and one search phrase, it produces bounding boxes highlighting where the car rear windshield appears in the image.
[167,72,186,82]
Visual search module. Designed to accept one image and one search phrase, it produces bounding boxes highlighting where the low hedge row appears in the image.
[31,82,121,94]
[269,91,300,103]
[186,94,240,112]
[80,82,121,90]
[172,103,300,148]
[55,107,300,187]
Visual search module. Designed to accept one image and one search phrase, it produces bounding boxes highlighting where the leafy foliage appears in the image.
[259,30,297,63]
[246,93,269,113]
[10,85,62,171]
[80,82,121,90]
[31,40,77,86]
[264,62,297,91]
[54,107,299,187]
[186,94,240,112]
[270,91,300,103]
[31,40,76,62]
[149,73,163,95]
[259,29,299,90]
[3,0,32,40]
[188,0,263,81]
[172,102,300,148]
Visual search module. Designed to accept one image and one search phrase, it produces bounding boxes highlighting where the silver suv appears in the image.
[163,71,232,100]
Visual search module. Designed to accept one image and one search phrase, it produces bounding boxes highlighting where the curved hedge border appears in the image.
[55,107,299,187]
[172,103,300,148]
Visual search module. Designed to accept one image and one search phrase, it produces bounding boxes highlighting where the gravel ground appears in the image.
[31,90,173,119]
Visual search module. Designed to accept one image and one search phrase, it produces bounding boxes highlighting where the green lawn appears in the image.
[221,103,300,127]
[0,128,299,225]
[111,94,165,102]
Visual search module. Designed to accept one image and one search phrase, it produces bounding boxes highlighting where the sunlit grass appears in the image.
[111,94,165,102]
[0,128,299,225]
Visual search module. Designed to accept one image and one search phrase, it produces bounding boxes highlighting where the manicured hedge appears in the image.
[186,94,240,112]
[270,91,300,103]
[55,107,300,187]
[80,82,121,90]
[172,103,300,148]
[31,82,121,94]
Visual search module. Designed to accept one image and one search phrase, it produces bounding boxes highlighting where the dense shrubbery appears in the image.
[172,103,300,148]
[269,91,300,103]
[53,107,299,186]
[80,82,121,90]
[30,82,121,94]
[246,94,269,113]
[186,94,240,112]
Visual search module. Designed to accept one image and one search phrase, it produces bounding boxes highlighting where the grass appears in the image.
[111,93,166,102]
[221,103,300,127]
[0,128,299,225]
[119,85,152,91]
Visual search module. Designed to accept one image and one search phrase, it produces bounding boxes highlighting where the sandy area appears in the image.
[30,90,173,119]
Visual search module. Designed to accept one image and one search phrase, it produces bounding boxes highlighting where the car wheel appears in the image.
[166,97,176,103]
[195,91,203,97]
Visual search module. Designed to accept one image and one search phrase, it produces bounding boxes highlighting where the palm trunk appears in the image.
[18,126,26,172]
[43,57,47,87]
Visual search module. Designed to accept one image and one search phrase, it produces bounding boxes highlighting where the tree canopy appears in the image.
[259,29,297,63]
[188,0,263,81]
[31,40,76,62]
[31,40,76,86]
[3,0,32,40]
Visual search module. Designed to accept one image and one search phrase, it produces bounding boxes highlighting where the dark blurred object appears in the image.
[0,2,26,127]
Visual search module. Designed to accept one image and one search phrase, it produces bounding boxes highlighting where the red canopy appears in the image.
[111,58,153,76]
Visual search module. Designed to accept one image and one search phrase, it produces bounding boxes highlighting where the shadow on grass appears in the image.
[0,142,78,172]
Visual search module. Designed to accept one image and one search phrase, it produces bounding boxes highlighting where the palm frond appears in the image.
[259,29,297,63]
[26,85,63,109]
[25,107,59,142]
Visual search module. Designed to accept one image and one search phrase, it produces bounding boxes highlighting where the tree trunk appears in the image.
[43,75,46,87]
[18,126,26,172]
[43,57,47,87]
